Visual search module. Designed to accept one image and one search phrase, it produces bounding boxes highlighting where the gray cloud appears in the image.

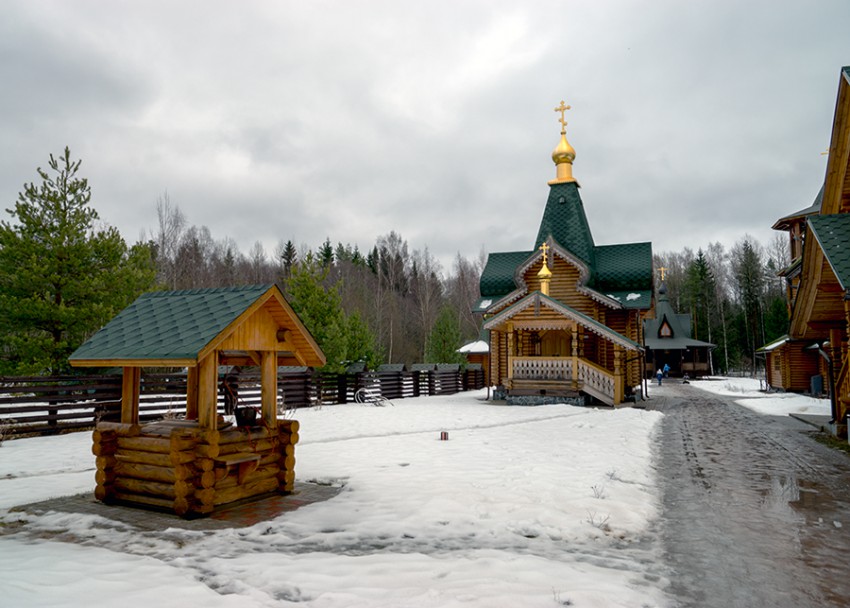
[1,0,848,273]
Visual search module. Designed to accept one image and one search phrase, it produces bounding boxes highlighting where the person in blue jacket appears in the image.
[663,363,670,378]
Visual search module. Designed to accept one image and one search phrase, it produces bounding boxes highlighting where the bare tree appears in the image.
[410,246,444,359]
[153,192,186,289]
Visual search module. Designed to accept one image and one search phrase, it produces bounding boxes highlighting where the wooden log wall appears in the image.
[92,418,301,517]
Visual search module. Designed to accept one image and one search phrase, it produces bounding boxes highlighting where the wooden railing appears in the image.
[509,356,615,405]
[576,359,615,406]
[511,356,573,380]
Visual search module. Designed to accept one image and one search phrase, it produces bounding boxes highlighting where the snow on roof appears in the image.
[457,340,489,354]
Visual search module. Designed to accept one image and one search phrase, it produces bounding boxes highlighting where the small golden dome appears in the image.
[537,263,553,279]
[552,133,576,165]
[549,99,577,185]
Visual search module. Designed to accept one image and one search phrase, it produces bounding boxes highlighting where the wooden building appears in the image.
[458,335,490,386]
[643,281,714,377]
[69,284,326,516]
[475,102,653,406]
[766,66,850,432]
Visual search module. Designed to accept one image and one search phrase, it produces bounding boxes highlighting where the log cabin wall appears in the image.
[93,419,300,517]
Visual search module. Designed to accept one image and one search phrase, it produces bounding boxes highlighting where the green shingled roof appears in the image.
[70,284,274,363]
[644,284,714,350]
[593,242,653,292]
[479,250,532,297]
[808,214,850,290]
[534,181,595,265]
[479,178,653,312]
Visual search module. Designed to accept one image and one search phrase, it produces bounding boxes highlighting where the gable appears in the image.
[483,291,642,351]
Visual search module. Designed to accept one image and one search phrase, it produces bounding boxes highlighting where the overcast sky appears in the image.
[2,1,849,273]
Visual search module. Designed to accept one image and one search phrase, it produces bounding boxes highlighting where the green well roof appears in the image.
[70,284,275,363]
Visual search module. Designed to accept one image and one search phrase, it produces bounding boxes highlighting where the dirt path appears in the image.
[647,381,850,607]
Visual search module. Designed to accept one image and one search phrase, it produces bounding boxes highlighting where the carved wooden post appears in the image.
[613,347,624,406]
[507,323,515,381]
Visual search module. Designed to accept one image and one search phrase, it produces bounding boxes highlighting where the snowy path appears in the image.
[650,381,850,607]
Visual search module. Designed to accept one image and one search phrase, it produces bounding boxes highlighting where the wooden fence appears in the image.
[0,365,486,438]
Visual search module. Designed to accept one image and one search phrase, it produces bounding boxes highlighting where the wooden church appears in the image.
[477,102,654,406]
[643,278,714,377]
[763,66,850,433]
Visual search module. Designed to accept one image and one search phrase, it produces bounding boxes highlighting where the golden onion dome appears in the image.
[548,100,577,184]
[552,132,576,165]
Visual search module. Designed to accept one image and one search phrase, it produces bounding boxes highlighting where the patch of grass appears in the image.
[808,431,850,455]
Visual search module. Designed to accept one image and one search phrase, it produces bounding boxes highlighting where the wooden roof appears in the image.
[69,284,326,368]
[478,180,652,313]
[644,283,714,351]
[821,66,850,216]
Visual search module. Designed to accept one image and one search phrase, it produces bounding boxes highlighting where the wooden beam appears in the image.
[261,350,278,430]
[70,357,196,368]
[198,352,218,430]
[121,367,141,425]
[185,366,199,420]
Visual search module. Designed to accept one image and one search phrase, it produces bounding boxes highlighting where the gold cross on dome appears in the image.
[658,266,668,281]
[539,241,550,257]
[554,100,571,132]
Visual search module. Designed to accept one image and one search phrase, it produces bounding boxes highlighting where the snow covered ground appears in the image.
[0,389,669,607]
[689,376,832,417]
[0,379,830,607]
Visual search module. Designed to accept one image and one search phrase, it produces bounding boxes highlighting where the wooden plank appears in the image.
[111,491,191,516]
[113,477,192,499]
[114,461,193,484]
[96,421,141,436]
[116,450,194,467]
[213,475,279,506]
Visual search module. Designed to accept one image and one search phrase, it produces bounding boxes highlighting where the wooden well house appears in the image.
[69,284,326,517]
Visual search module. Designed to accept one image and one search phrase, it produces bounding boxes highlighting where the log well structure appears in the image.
[70,284,325,516]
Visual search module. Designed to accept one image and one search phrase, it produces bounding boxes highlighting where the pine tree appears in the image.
[286,253,380,371]
[0,147,156,374]
[425,306,466,365]
[317,237,334,269]
[731,238,766,374]
[280,240,297,279]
